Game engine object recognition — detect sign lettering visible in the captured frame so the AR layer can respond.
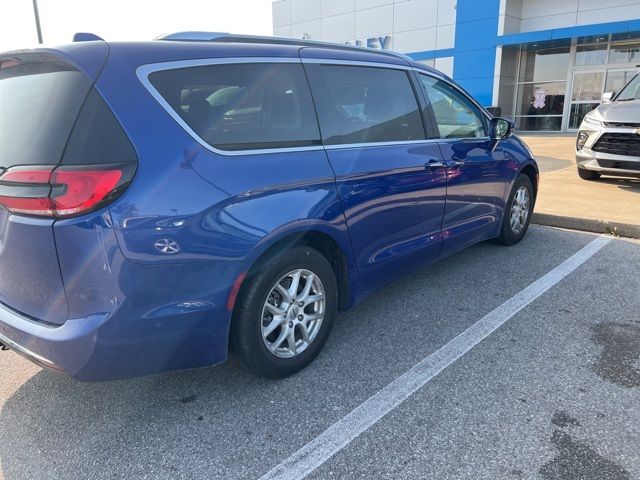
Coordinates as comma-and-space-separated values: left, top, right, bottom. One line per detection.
346, 35, 391, 50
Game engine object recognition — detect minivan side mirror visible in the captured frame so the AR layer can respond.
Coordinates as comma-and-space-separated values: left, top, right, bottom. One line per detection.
490, 117, 513, 140
601, 91, 615, 104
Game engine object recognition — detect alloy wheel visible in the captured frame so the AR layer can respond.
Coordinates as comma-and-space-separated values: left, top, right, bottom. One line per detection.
261, 269, 326, 358
510, 185, 530, 235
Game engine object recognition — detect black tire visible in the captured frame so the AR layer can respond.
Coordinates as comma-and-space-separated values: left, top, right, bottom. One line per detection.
230, 246, 338, 378
496, 173, 534, 246
577, 167, 601, 181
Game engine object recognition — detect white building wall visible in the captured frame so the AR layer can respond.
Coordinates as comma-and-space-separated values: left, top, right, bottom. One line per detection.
498, 0, 522, 35
435, 56, 454, 76
272, 0, 457, 53
272, 0, 292, 27
323, 0, 356, 17
322, 13, 356, 42
291, 0, 322, 24
505, 0, 640, 33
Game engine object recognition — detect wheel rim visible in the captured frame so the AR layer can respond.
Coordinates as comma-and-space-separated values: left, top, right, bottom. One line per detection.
261, 269, 326, 359
510, 185, 530, 235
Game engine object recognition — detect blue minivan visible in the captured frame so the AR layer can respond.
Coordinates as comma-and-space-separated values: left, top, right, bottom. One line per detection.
0, 33, 538, 380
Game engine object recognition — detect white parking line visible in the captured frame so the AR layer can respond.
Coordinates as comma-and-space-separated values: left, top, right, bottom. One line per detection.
259, 234, 613, 480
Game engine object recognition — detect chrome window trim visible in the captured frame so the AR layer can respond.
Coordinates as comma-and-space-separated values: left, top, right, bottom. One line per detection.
324, 139, 441, 150
300, 57, 412, 71
137, 57, 490, 156
137, 57, 324, 157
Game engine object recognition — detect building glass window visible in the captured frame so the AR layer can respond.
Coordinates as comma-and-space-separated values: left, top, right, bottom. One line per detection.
516, 81, 565, 116
571, 72, 605, 102
515, 43, 569, 131
569, 104, 598, 129
518, 45, 571, 83
515, 81, 565, 131
516, 116, 562, 131
513, 33, 640, 131
568, 71, 605, 129
609, 41, 640, 64
575, 44, 608, 65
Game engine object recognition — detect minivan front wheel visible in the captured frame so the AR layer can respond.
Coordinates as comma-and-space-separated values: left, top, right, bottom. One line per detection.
496, 174, 534, 245
231, 246, 338, 378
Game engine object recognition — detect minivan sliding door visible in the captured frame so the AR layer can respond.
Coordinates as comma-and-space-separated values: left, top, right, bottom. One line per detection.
302, 55, 448, 291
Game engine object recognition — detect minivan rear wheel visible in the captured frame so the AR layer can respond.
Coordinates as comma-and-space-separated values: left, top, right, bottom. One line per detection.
496, 173, 533, 246
231, 246, 338, 378
577, 167, 601, 181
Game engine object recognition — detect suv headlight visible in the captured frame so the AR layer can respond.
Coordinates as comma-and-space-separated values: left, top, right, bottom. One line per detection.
576, 131, 590, 151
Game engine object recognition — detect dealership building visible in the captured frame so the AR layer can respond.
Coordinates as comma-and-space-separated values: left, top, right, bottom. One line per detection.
272, 0, 640, 131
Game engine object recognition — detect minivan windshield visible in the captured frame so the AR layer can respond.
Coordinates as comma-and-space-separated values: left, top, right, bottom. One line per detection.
615, 74, 640, 101
0, 53, 91, 168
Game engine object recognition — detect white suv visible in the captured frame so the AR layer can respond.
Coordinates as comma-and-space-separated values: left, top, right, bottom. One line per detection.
575, 73, 640, 180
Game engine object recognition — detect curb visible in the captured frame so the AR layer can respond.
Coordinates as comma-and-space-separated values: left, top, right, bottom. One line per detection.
532, 213, 640, 239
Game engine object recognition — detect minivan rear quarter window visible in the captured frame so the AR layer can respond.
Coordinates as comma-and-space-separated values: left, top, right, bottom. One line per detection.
148, 62, 321, 151
62, 89, 138, 165
304, 64, 426, 146
0, 53, 92, 168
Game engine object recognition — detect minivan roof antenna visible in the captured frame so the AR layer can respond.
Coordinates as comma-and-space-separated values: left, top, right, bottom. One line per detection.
72, 32, 105, 42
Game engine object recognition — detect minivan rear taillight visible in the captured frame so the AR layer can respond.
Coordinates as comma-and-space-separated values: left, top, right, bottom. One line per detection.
0, 163, 133, 218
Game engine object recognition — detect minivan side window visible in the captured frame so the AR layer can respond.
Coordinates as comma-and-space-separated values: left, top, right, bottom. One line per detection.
148, 63, 321, 151
304, 64, 426, 145
419, 74, 486, 139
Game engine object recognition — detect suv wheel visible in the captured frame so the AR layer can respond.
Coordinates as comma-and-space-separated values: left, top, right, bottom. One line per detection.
496, 174, 534, 246
577, 167, 601, 181
231, 246, 338, 378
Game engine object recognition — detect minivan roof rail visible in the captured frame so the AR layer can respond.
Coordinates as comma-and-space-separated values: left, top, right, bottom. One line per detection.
155, 32, 414, 62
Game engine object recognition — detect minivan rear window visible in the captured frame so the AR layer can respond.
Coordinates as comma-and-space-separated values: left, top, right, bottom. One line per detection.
148, 63, 321, 151
0, 53, 92, 168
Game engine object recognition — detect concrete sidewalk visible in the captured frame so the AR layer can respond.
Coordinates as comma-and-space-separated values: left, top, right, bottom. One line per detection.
519, 135, 640, 238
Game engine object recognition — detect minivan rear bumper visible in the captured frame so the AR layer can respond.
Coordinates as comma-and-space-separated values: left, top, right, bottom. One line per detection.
0, 302, 107, 376
0, 294, 230, 381
0, 330, 60, 370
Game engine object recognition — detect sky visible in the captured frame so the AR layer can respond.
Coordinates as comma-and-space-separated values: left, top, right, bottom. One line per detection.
0, 0, 274, 52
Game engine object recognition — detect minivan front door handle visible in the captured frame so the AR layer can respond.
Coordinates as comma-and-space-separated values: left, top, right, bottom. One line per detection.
424, 159, 446, 169
446, 159, 465, 167
425, 159, 465, 169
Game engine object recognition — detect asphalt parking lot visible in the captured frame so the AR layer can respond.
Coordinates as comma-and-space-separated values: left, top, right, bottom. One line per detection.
1, 225, 639, 480
521, 135, 640, 238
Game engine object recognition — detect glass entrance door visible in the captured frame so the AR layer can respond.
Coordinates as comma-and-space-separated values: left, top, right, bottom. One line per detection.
568, 71, 604, 129
568, 68, 638, 130
515, 43, 570, 131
